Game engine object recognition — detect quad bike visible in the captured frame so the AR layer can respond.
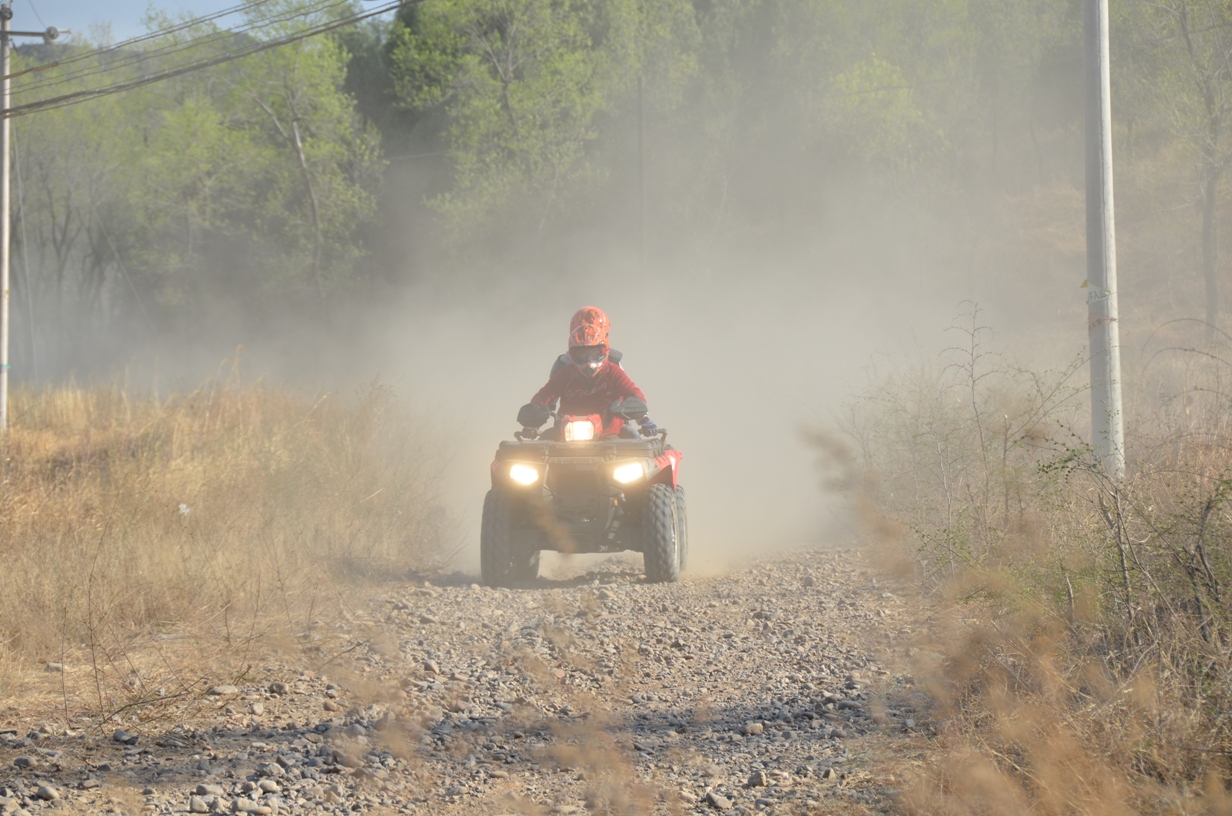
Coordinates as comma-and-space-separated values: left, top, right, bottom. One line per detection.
481, 398, 687, 587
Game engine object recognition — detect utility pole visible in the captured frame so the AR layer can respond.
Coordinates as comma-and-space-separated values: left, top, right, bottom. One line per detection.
1083, 0, 1125, 479
0, 4, 60, 431
637, 75, 646, 278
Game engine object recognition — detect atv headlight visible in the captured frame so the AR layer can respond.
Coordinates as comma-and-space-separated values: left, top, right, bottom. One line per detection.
509, 464, 540, 486
564, 420, 595, 442
612, 462, 645, 484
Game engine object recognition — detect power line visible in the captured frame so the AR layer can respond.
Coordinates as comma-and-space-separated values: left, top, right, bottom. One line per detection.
12, 0, 382, 100
22, 0, 282, 76
23, 0, 42, 29
6, 0, 411, 119
12, 0, 359, 99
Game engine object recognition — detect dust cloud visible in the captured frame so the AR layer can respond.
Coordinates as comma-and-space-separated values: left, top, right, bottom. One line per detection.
354, 198, 1078, 575
65, 179, 1087, 577
15, 11, 1102, 578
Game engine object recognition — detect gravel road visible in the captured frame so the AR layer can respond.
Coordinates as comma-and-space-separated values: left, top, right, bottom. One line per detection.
0, 548, 928, 816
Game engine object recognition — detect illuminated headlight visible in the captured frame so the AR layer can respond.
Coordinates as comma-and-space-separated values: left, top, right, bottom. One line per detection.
564, 420, 595, 442
509, 464, 540, 486
612, 462, 645, 484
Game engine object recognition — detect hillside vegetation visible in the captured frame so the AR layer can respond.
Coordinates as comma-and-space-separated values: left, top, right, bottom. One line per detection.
12, 0, 1232, 371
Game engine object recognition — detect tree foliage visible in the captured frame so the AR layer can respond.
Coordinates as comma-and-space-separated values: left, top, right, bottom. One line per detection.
389, 0, 696, 235
12, 0, 1232, 372
13, 1, 382, 369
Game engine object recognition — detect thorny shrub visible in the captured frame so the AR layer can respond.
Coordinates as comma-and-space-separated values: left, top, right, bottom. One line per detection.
0, 370, 454, 721
818, 310, 1232, 814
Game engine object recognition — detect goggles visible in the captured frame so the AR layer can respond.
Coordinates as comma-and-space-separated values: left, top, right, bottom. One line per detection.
569, 345, 608, 365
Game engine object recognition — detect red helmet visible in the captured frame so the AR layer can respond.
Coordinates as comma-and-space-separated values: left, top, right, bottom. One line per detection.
568, 306, 610, 378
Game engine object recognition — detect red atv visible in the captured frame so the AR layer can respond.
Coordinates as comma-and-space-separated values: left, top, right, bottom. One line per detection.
481, 397, 687, 586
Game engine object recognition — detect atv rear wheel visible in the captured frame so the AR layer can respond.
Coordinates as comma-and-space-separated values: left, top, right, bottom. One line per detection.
481, 490, 539, 587
674, 485, 689, 572
643, 483, 680, 583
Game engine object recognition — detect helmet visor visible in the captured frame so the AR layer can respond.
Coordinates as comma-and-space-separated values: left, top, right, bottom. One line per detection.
570, 345, 607, 375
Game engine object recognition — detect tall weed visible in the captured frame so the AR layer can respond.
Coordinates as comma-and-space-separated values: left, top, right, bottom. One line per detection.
0, 373, 453, 720
824, 310, 1232, 813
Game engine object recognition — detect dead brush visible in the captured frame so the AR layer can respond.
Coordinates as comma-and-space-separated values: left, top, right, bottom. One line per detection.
818, 315, 1232, 813
0, 372, 454, 727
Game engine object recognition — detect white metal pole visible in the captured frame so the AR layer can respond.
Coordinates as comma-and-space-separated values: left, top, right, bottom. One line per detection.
2, 4, 12, 433
1084, 0, 1124, 479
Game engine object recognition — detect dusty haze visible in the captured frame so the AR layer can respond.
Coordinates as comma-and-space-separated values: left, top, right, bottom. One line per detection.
90, 180, 1092, 575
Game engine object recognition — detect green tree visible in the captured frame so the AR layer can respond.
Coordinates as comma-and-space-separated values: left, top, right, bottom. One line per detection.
12, 0, 385, 369
389, 0, 696, 236
1131, 0, 1232, 338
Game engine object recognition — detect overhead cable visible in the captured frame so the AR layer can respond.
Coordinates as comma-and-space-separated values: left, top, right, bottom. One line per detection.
12, 0, 357, 98
6, 0, 412, 119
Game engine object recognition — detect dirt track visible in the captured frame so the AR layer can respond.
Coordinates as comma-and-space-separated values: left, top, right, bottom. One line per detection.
0, 548, 930, 815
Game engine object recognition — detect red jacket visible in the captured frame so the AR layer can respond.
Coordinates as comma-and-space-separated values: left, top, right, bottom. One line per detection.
531, 362, 646, 420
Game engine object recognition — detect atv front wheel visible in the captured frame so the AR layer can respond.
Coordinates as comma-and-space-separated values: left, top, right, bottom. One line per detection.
481, 490, 539, 587
675, 485, 689, 573
643, 483, 680, 583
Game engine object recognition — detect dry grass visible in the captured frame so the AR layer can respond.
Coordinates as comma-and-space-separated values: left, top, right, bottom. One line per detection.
0, 371, 453, 723
821, 311, 1232, 814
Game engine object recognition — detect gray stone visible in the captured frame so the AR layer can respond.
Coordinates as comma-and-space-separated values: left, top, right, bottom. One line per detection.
189, 796, 209, 813
268, 682, 289, 695
112, 729, 138, 745
703, 791, 733, 811
746, 770, 768, 787
34, 786, 58, 801
11, 757, 35, 769
208, 684, 239, 697
196, 784, 225, 797
257, 780, 279, 793
257, 762, 284, 777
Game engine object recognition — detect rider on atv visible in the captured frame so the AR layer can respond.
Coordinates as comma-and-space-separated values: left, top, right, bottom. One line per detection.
520, 307, 657, 440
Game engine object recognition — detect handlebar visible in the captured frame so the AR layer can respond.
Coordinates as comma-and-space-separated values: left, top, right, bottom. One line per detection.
513, 413, 665, 442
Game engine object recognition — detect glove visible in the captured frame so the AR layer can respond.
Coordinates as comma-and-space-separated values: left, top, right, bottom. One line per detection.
517, 402, 551, 429
639, 419, 658, 437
